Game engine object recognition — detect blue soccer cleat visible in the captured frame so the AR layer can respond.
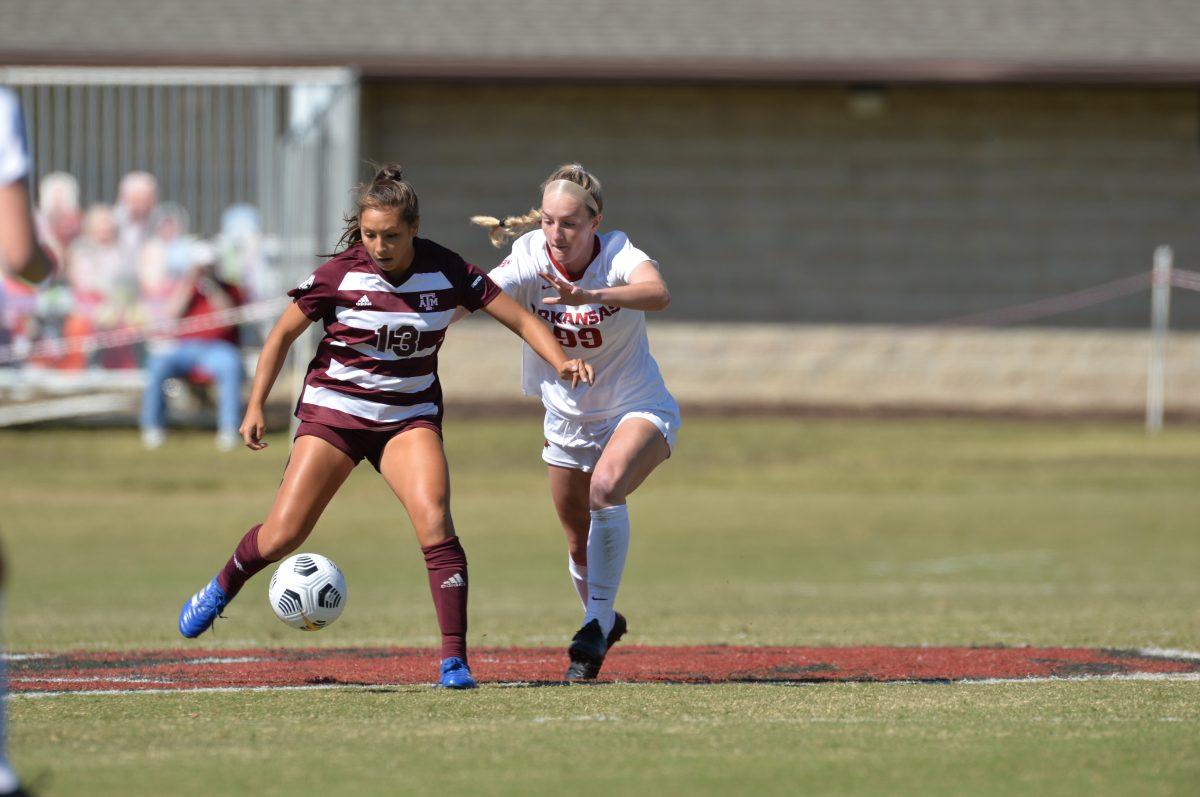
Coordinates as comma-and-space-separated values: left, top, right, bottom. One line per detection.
439, 656, 477, 689
178, 576, 230, 638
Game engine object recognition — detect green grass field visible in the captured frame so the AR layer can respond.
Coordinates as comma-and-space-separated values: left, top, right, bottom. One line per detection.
2, 417, 1198, 795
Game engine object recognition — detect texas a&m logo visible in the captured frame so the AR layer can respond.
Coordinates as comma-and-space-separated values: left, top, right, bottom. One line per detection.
374, 324, 421, 356
418, 292, 438, 311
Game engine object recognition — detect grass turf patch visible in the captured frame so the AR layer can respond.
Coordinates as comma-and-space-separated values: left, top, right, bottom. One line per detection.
12, 681, 1199, 796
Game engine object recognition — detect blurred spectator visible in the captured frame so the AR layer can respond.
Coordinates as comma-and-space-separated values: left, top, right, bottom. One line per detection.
114, 171, 159, 267
217, 203, 274, 299
36, 171, 82, 261
65, 204, 139, 368
138, 202, 194, 327
140, 240, 245, 451
4, 172, 84, 359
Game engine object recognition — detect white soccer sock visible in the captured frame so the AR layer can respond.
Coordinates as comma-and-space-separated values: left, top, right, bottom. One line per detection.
568, 557, 589, 611
583, 504, 630, 637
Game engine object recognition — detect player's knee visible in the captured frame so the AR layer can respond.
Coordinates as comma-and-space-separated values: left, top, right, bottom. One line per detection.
588, 471, 625, 509
410, 504, 454, 541
257, 522, 308, 560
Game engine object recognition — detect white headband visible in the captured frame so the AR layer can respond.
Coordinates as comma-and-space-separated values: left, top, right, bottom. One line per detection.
543, 179, 600, 215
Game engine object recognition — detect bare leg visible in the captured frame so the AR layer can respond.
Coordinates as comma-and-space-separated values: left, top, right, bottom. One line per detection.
256, 435, 358, 559
181, 434, 356, 638
589, 418, 671, 509
379, 427, 455, 546
378, 427, 470, 666
549, 465, 592, 608
581, 418, 670, 634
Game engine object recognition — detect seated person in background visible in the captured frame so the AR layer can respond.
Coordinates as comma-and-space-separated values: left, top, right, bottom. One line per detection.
137, 202, 194, 327
140, 241, 245, 451
64, 204, 139, 368
37, 171, 82, 262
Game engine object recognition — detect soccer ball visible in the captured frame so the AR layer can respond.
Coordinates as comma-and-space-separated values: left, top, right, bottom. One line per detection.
268, 553, 347, 631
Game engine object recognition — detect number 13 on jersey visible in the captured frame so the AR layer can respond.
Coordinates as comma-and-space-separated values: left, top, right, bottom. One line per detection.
375, 324, 421, 356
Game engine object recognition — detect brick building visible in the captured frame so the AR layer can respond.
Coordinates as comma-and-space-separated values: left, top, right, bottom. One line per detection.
4, 0, 1200, 327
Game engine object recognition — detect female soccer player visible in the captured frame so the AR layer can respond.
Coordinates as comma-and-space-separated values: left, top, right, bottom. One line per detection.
471, 163, 678, 679
177, 165, 593, 689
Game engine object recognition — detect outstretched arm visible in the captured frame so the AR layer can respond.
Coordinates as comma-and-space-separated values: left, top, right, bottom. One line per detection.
0, 181, 52, 283
540, 261, 669, 311
482, 292, 594, 388
239, 302, 312, 450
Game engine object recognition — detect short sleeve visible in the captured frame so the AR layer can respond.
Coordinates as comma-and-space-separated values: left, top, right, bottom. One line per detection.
287, 265, 338, 321
0, 89, 30, 186
458, 261, 502, 312
488, 253, 538, 308
609, 234, 656, 285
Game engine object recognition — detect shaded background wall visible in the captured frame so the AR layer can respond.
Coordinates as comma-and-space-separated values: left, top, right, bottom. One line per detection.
363, 82, 1200, 328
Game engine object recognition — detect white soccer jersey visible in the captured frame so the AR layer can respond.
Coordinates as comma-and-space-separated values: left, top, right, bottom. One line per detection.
489, 229, 675, 422
0, 88, 28, 186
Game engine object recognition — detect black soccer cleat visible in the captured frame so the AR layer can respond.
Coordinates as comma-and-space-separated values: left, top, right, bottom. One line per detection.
606, 612, 628, 649
565, 618, 609, 680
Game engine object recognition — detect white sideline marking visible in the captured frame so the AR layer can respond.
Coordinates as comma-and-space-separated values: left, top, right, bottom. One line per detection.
8, 670, 1200, 698
184, 657, 267, 665
9, 683, 397, 699
0, 653, 50, 661
1136, 647, 1200, 661
957, 672, 1200, 685
12, 676, 165, 684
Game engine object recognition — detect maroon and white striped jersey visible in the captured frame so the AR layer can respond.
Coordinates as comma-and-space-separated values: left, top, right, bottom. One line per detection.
287, 239, 501, 430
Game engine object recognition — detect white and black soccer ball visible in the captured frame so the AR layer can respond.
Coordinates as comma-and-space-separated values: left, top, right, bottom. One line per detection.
268, 553, 347, 631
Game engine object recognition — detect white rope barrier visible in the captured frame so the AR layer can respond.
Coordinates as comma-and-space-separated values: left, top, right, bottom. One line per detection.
2, 263, 1198, 370
0, 298, 287, 366
932, 271, 1153, 327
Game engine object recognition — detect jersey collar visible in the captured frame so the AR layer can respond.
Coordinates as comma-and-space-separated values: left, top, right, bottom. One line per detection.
545, 235, 602, 282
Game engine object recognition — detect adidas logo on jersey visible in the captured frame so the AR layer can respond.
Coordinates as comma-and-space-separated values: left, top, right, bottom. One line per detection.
440, 573, 465, 589
356, 295, 372, 307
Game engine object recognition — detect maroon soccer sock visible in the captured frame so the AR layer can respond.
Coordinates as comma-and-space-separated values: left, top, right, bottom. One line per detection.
422, 536, 469, 661
216, 524, 274, 600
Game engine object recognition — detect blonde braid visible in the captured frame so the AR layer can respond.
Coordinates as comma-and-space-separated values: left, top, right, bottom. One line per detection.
470, 209, 541, 248
470, 163, 603, 249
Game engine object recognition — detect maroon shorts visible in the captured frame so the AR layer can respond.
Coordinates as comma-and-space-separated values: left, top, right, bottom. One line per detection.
294, 419, 442, 472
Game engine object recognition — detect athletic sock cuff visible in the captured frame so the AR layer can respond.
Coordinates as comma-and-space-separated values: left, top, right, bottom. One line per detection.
590, 504, 628, 520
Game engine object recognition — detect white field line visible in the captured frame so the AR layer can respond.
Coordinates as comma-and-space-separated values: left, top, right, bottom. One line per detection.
8, 670, 1200, 698
9, 683, 434, 699
1136, 647, 1200, 661
958, 672, 1200, 685
12, 676, 166, 684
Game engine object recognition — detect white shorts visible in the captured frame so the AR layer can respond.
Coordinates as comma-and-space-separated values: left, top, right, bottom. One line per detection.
541, 404, 681, 473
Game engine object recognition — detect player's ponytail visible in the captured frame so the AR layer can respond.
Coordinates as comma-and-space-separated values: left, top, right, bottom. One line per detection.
471, 209, 541, 248
471, 162, 604, 249
329, 163, 420, 255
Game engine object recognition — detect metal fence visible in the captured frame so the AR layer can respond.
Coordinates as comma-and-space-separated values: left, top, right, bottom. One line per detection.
0, 65, 359, 273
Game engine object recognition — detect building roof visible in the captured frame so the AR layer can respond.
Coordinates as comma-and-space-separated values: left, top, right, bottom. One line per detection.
4, 0, 1200, 83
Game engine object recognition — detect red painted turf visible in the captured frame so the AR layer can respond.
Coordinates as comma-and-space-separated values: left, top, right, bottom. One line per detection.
9, 646, 1199, 692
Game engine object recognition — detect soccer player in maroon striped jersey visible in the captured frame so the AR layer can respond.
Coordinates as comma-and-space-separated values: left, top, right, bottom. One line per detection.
178, 164, 593, 689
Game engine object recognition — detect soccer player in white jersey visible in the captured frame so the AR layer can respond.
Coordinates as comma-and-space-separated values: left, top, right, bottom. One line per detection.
0, 84, 48, 797
177, 165, 593, 689
471, 163, 678, 679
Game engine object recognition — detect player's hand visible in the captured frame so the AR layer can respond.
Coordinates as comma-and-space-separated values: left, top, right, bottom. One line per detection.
239, 408, 268, 451
559, 358, 594, 389
539, 271, 594, 306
